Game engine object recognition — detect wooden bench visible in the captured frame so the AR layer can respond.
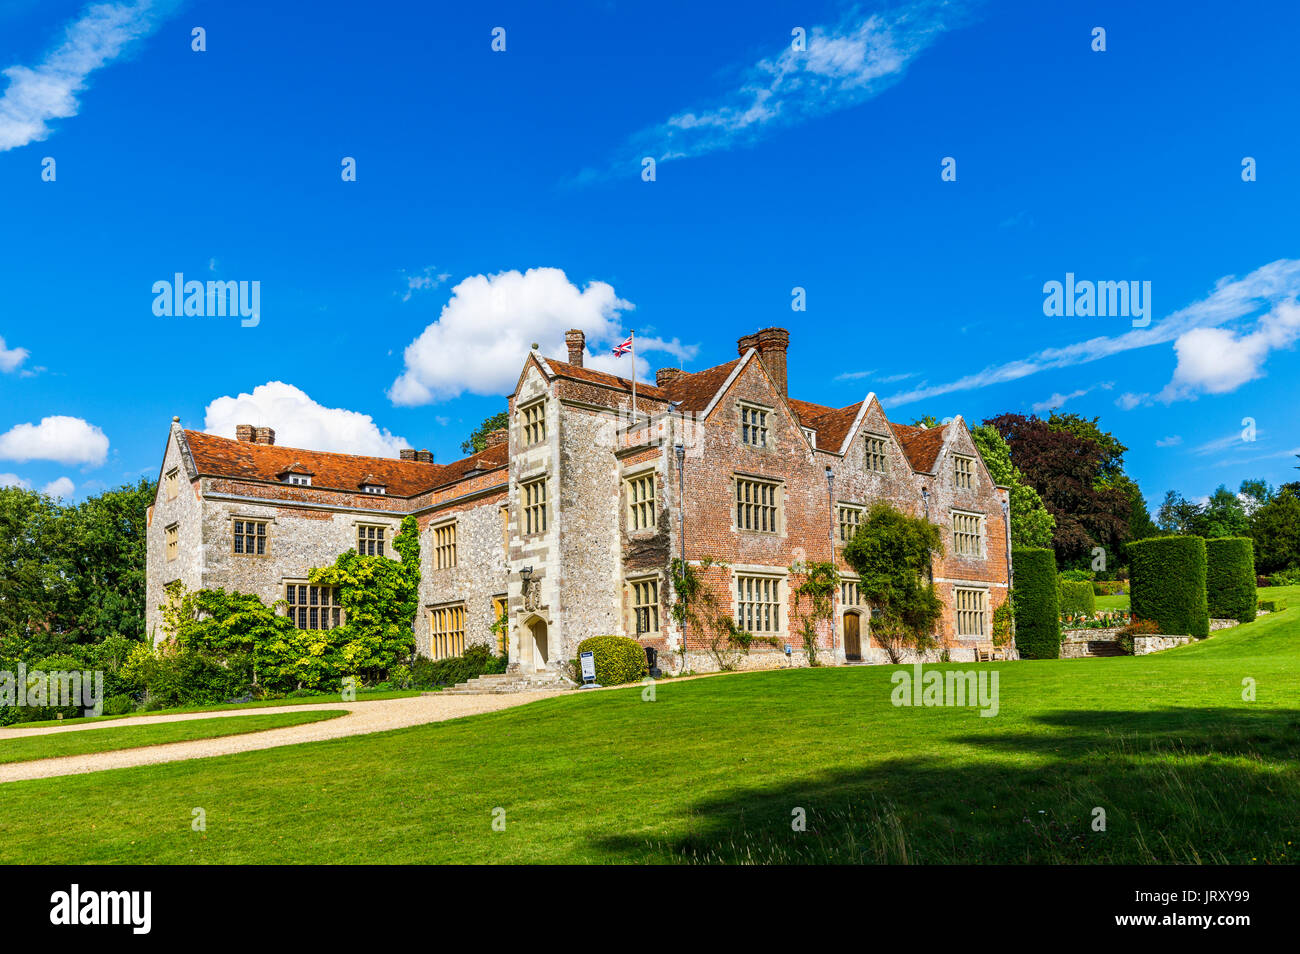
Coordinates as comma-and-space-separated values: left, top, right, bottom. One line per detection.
974, 641, 1005, 662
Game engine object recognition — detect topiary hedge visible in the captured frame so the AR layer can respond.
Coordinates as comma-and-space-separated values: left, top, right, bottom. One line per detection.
575, 635, 648, 685
1128, 536, 1209, 638
1205, 537, 1257, 623
1058, 578, 1097, 617
1012, 547, 1060, 659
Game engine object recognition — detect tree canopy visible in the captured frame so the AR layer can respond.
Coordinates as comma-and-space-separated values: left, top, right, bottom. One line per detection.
461, 410, 510, 454
969, 424, 1055, 549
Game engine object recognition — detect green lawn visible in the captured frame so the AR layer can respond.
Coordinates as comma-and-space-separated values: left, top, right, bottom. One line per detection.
0, 710, 346, 765
1095, 593, 1130, 612
6, 688, 420, 729
1, 587, 1297, 864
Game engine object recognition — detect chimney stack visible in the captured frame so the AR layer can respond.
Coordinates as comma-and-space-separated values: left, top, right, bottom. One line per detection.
235, 424, 254, 443
484, 428, 508, 449
399, 448, 417, 461
416, 449, 434, 463
656, 367, 686, 388
565, 329, 585, 367
254, 427, 276, 446
737, 327, 790, 398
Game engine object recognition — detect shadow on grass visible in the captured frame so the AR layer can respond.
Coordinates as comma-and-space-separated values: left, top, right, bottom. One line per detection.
591, 707, 1300, 865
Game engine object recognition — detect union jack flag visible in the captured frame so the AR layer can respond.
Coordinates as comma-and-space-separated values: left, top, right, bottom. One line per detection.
611, 335, 633, 356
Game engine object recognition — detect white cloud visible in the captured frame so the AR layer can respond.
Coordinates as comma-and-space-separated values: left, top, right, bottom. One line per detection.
0, 416, 109, 466
389, 267, 695, 405
1030, 381, 1114, 413
1156, 299, 1300, 402
592, 1, 969, 176
886, 258, 1300, 407
400, 266, 451, 302
0, 0, 179, 152
0, 335, 29, 373
203, 382, 411, 457
0, 473, 29, 489
1155, 435, 1183, 448
41, 476, 74, 499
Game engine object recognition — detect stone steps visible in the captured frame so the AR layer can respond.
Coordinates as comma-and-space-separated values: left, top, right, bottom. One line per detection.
442, 671, 573, 695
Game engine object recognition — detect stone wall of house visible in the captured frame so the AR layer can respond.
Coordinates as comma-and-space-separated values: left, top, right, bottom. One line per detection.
418, 494, 509, 657
145, 425, 205, 641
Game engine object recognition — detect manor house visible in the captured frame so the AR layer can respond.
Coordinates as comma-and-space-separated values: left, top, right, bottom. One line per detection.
145, 328, 1012, 673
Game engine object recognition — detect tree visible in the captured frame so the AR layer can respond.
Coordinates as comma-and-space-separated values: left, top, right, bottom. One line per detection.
841, 502, 944, 663
969, 424, 1055, 549
0, 487, 66, 658
1239, 479, 1273, 517
461, 410, 510, 453
985, 413, 1131, 569
56, 478, 154, 644
1193, 485, 1249, 539
1047, 412, 1128, 484
1114, 474, 1159, 553
910, 414, 941, 428
1156, 490, 1202, 534
1249, 485, 1300, 574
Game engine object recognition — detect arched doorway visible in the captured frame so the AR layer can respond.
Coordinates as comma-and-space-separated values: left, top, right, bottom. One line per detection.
529, 617, 549, 670
844, 612, 862, 661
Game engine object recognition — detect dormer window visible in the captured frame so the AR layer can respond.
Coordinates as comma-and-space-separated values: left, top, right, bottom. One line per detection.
362, 484, 384, 494
358, 474, 387, 495
278, 462, 314, 486
802, 427, 816, 448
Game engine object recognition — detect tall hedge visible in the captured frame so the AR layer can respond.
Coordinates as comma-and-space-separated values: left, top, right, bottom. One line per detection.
1058, 578, 1097, 617
1128, 536, 1209, 638
1013, 547, 1060, 659
1205, 537, 1256, 623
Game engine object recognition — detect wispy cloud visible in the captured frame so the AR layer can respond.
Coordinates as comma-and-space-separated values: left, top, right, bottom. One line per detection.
400, 266, 452, 303
0, 0, 179, 152
885, 258, 1300, 407
1030, 381, 1113, 413
0, 335, 29, 373
1155, 435, 1183, 448
577, 1, 974, 181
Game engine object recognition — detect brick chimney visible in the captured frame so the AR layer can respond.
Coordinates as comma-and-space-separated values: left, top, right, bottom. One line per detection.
416, 449, 434, 463
656, 367, 686, 388
484, 428, 508, 449
737, 327, 790, 398
399, 448, 417, 461
236, 424, 275, 445
565, 329, 585, 367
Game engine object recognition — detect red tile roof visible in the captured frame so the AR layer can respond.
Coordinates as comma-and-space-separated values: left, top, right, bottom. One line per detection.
806, 402, 864, 452
544, 358, 669, 402
889, 422, 949, 473
184, 431, 506, 497
662, 358, 742, 412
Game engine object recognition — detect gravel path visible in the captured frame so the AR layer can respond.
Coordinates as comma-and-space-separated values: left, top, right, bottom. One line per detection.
0, 692, 563, 784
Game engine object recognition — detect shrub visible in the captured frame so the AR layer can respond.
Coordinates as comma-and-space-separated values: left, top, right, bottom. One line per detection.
1257, 599, 1287, 613
1012, 547, 1060, 659
102, 693, 134, 716
575, 635, 647, 685
1268, 566, 1300, 586
1058, 578, 1097, 617
1115, 618, 1160, 654
1205, 537, 1257, 623
1128, 536, 1209, 639
1060, 568, 1094, 582
991, 597, 1014, 647
410, 644, 507, 689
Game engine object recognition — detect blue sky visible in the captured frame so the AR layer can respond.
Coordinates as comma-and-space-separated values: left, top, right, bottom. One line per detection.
0, 0, 1297, 508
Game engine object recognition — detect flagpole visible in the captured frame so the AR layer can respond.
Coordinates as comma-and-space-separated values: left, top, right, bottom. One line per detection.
630, 330, 637, 421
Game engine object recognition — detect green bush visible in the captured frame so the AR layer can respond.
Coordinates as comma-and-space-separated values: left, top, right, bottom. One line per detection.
410, 644, 507, 689
1128, 536, 1209, 638
1092, 580, 1128, 596
1268, 566, 1300, 586
1257, 599, 1287, 613
102, 693, 134, 716
1205, 537, 1257, 623
575, 635, 647, 685
1058, 578, 1097, 617
1012, 548, 1060, 659
1059, 568, 1094, 582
